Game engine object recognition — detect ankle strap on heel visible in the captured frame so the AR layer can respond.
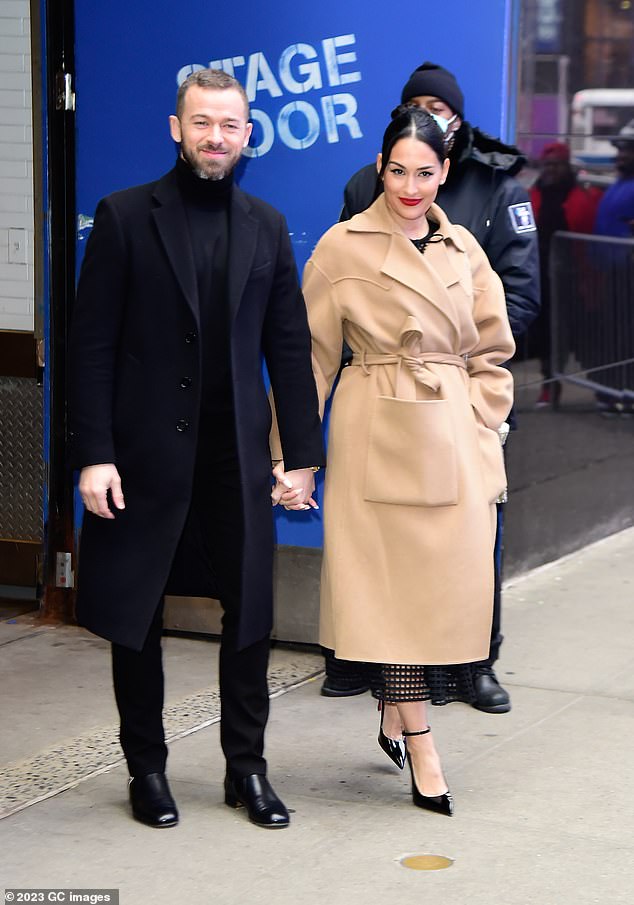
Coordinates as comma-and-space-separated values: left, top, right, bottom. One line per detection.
402, 727, 431, 737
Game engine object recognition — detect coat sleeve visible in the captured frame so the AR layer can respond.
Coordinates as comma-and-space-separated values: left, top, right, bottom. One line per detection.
68, 196, 128, 469
302, 257, 345, 419
263, 214, 325, 471
483, 177, 541, 339
462, 230, 516, 431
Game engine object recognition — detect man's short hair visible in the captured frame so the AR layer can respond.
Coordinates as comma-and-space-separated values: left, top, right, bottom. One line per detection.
176, 68, 250, 120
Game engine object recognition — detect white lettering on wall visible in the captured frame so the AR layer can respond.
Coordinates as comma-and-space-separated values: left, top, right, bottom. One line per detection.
245, 52, 283, 101
322, 34, 361, 87
321, 94, 362, 143
248, 109, 275, 158
278, 44, 323, 94
278, 101, 321, 150
176, 33, 364, 158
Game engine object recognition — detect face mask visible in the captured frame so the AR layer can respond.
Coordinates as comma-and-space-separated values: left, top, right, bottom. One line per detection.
429, 112, 458, 134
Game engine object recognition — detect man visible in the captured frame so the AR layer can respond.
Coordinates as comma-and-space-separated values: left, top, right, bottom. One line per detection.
322, 61, 540, 714
595, 119, 634, 238
592, 120, 634, 413
69, 69, 324, 830
529, 142, 601, 407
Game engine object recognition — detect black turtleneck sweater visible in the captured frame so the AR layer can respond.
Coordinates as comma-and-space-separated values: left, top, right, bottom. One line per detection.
174, 157, 233, 417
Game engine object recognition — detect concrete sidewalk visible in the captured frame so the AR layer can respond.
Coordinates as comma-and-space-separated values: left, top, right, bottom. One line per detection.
1, 528, 633, 905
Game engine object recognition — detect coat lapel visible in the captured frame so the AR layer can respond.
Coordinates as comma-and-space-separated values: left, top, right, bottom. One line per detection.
228, 187, 259, 321
362, 199, 464, 340
152, 170, 199, 326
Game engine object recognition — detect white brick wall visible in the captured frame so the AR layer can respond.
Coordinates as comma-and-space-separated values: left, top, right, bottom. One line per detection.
0, 0, 34, 332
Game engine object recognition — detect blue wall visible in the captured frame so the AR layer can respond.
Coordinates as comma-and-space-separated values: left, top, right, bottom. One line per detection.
73, 0, 519, 547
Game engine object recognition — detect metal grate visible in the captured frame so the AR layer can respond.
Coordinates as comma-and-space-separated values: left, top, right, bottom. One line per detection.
550, 231, 634, 406
0, 377, 44, 541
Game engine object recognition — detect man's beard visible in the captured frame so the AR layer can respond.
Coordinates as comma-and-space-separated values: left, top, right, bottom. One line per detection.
181, 142, 239, 181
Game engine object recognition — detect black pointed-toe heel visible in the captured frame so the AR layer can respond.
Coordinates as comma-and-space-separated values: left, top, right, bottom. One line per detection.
403, 728, 454, 817
377, 702, 406, 770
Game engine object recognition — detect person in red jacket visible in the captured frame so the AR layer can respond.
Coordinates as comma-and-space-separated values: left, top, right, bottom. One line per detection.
529, 142, 602, 406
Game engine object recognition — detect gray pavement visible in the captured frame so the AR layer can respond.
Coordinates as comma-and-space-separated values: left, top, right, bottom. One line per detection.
1, 527, 634, 905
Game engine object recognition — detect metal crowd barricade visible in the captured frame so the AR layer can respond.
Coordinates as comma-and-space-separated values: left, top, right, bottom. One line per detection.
550, 231, 634, 407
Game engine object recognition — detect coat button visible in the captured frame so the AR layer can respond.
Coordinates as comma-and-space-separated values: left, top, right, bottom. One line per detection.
179, 377, 193, 389
185, 331, 197, 344
176, 419, 189, 432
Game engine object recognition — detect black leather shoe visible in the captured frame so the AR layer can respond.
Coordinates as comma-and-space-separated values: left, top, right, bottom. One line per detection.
129, 772, 179, 828
472, 667, 511, 713
224, 774, 290, 828
320, 678, 370, 697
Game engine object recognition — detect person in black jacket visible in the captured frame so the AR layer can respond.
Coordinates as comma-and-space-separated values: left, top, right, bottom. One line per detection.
70, 69, 324, 830
321, 61, 540, 715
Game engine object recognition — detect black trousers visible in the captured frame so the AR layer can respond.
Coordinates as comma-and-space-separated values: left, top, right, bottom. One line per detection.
474, 501, 504, 669
111, 415, 271, 779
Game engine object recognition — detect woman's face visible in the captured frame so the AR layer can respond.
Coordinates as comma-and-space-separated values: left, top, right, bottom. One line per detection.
377, 136, 450, 236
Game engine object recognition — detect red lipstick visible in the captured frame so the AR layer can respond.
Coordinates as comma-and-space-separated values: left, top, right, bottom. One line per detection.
399, 197, 422, 206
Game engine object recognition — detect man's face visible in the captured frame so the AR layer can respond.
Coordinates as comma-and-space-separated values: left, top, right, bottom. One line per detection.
169, 86, 252, 180
614, 142, 634, 178
540, 156, 571, 186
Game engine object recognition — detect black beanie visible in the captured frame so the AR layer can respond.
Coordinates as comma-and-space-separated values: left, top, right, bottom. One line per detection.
400, 61, 464, 119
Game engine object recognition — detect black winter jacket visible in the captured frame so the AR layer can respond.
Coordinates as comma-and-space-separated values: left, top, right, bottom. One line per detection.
341, 123, 540, 339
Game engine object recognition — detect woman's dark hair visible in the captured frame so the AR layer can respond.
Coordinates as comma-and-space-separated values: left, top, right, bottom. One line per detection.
378, 107, 446, 178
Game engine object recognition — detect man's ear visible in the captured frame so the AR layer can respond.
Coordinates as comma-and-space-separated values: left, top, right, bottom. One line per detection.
169, 115, 182, 143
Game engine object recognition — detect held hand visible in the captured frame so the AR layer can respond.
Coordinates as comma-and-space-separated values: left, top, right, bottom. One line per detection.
79, 464, 125, 519
271, 462, 318, 511
271, 461, 292, 506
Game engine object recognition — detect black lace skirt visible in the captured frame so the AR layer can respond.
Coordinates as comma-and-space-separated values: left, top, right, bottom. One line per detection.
325, 649, 476, 705
368, 662, 476, 705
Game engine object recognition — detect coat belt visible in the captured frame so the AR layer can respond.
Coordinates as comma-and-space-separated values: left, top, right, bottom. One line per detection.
351, 350, 468, 396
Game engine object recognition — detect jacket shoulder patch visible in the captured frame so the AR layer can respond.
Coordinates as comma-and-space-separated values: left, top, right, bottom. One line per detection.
508, 202, 536, 234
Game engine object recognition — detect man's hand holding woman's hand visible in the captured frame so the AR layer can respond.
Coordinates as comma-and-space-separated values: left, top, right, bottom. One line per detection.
271, 462, 319, 511
79, 464, 125, 519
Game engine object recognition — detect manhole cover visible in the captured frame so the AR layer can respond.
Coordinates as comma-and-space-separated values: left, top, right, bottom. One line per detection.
400, 854, 454, 871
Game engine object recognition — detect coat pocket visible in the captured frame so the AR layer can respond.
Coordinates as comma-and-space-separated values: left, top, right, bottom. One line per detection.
475, 421, 507, 504
364, 396, 458, 507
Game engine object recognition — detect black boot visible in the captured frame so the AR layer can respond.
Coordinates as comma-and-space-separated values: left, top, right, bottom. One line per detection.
129, 772, 179, 828
320, 648, 370, 697
472, 666, 511, 713
224, 774, 290, 828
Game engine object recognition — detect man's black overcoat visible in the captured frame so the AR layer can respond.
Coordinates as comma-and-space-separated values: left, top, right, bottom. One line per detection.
69, 167, 324, 652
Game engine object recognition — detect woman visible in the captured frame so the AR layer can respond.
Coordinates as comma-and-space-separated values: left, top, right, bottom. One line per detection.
273, 108, 514, 815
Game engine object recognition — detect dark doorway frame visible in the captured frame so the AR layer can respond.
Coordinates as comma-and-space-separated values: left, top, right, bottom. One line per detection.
36, 0, 77, 621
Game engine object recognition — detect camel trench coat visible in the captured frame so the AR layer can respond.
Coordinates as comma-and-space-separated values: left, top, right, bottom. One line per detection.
303, 197, 515, 665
